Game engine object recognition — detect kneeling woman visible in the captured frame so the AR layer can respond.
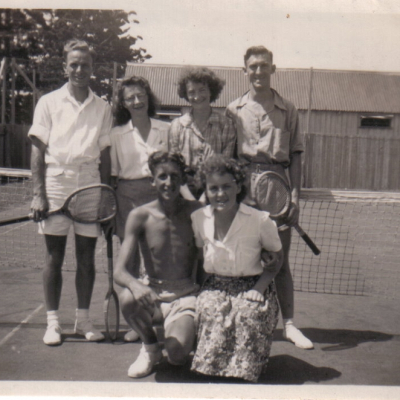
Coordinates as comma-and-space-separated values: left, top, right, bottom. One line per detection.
191, 156, 283, 382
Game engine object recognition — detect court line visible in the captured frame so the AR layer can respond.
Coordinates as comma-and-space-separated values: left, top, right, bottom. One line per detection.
0, 304, 44, 347
0, 221, 31, 236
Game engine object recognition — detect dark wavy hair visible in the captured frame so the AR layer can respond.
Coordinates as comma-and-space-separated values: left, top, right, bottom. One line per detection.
244, 46, 273, 66
113, 76, 159, 126
177, 66, 225, 103
63, 39, 96, 62
148, 151, 188, 183
197, 155, 247, 203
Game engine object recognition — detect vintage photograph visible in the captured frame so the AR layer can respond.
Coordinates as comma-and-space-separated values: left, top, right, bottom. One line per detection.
0, 1, 399, 399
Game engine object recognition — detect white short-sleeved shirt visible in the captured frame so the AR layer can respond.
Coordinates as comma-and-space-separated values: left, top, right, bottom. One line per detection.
110, 118, 170, 179
191, 203, 282, 277
28, 83, 112, 166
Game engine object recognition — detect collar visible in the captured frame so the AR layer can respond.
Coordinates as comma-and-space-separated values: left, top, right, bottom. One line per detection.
118, 118, 166, 135
179, 109, 220, 128
236, 88, 287, 111
203, 203, 252, 218
60, 83, 94, 106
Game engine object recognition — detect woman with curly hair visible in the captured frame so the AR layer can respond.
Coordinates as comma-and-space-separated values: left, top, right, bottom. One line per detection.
190, 155, 283, 382
110, 76, 170, 342
169, 67, 236, 199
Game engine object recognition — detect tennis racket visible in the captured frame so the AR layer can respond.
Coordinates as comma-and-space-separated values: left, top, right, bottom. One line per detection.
0, 184, 117, 226
254, 171, 321, 255
103, 231, 120, 342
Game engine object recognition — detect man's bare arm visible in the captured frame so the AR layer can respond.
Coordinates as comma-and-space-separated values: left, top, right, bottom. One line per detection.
113, 209, 158, 310
30, 136, 48, 221
244, 248, 283, 302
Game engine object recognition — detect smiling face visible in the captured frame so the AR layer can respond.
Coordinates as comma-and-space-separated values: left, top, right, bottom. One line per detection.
152, 161, 184, 202
245, 53, 276, 92
185, 81, 211, 109
122, 84, 149, 116
64, 50, 93, 89
206, 172, 241, 214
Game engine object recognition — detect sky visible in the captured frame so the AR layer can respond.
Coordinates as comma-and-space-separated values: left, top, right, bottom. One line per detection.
6, 0, 400, 72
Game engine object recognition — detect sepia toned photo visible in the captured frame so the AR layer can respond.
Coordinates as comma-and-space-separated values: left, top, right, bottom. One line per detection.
0, 1, 399, 399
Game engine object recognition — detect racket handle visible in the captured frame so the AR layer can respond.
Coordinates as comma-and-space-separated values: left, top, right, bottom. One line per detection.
0, 214, 31, 226
294, 224, 321, 256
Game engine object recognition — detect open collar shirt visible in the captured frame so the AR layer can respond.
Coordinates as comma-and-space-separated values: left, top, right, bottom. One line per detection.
168, 109, 236, 169
191, 203, 282, 277
226, 89, 304, 168
28, 83, 112, 166
110, 118, 170, 179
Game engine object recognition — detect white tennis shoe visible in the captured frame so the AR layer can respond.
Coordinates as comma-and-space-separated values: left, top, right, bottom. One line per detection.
124, 329, 140, 342
283, 325, 314, 349
74, 319, 104, 342
128, 344, 162, 378
43, 323, 62, 346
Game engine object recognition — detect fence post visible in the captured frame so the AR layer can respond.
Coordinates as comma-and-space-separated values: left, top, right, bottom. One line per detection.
32, 69, 36, 117
112, 62, 117, 102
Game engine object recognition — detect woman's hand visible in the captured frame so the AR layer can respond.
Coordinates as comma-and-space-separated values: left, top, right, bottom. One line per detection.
243, 289, 264, 303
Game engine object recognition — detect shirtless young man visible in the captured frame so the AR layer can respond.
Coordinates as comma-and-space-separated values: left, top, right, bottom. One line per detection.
113, 151, 201, 378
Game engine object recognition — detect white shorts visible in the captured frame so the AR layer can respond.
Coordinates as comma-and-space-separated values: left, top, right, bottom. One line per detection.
38, 163, 101, 237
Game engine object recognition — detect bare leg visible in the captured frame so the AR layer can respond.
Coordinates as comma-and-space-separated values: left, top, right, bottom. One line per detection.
120, 288, 157, 344
120, 289, 162, 378
43, 234, 67, 311
275, 228, 293, 319
275, 228, 313, 349
75, 234, 97, 309
164, 315, 196, 365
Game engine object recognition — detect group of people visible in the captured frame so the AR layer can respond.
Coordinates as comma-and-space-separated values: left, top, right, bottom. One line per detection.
29, 38, 313, 383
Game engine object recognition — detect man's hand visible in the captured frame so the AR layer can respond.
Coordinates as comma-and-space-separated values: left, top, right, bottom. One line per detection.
285, 201, 300, 226
30, 194, 49, 222
132, 282, 158, 312
243, 289, 264, 303
102, 218, 116, 239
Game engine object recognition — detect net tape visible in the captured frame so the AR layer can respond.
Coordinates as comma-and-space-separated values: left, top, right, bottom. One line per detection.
1, 169, 400, 299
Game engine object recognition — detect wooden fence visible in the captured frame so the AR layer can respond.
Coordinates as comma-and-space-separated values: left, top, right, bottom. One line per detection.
1, 127, 400, 191
303, 133, 400, 191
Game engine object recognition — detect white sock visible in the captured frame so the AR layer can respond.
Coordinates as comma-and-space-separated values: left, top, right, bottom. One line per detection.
283, 318, 294, 329
144, 342, 160, 353
47, 310, 59, 327
76, 309, 89, 322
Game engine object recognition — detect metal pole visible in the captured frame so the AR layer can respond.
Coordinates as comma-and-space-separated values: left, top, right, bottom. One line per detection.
306, 67, 313, 134
1, 58, 6, 125
11, 57, 15, 125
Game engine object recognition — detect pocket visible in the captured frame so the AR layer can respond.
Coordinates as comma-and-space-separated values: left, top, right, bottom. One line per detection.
271, 128, 290, 160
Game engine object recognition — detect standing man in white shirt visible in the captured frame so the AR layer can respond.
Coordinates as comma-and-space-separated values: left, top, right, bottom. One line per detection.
29, 39, 113, 346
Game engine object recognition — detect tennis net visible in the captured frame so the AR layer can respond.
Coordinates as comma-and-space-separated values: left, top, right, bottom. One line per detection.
1, 168, 399, 299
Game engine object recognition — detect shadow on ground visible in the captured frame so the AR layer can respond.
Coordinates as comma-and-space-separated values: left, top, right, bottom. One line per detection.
154, 355, 341, 384
274, 328, 394, 351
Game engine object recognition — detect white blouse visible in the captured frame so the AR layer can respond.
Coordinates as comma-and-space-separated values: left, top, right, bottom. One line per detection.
110, 118, 170, 180
191, 203, 282, 277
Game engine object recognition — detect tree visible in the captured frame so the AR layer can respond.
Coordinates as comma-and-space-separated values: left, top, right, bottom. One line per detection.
0, 9, 151, 124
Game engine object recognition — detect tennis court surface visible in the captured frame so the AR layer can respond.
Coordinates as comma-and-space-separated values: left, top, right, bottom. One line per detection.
0, 169, 400, 398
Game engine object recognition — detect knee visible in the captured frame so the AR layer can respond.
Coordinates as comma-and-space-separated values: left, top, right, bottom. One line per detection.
119, 289, 141, 316
164, 337, 189, 366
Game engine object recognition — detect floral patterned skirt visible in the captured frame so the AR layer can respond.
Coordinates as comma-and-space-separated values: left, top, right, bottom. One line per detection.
191, 274, 279, 382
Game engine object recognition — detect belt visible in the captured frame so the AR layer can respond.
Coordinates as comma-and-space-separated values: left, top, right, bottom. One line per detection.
247, 162, 285, 174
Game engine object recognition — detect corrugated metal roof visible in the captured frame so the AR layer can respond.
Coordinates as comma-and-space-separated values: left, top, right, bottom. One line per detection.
125, 63, 400, 113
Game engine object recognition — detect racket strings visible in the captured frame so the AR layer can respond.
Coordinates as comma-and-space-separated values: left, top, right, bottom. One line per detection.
256, 175, 291, 217
67, 187, 117, 223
